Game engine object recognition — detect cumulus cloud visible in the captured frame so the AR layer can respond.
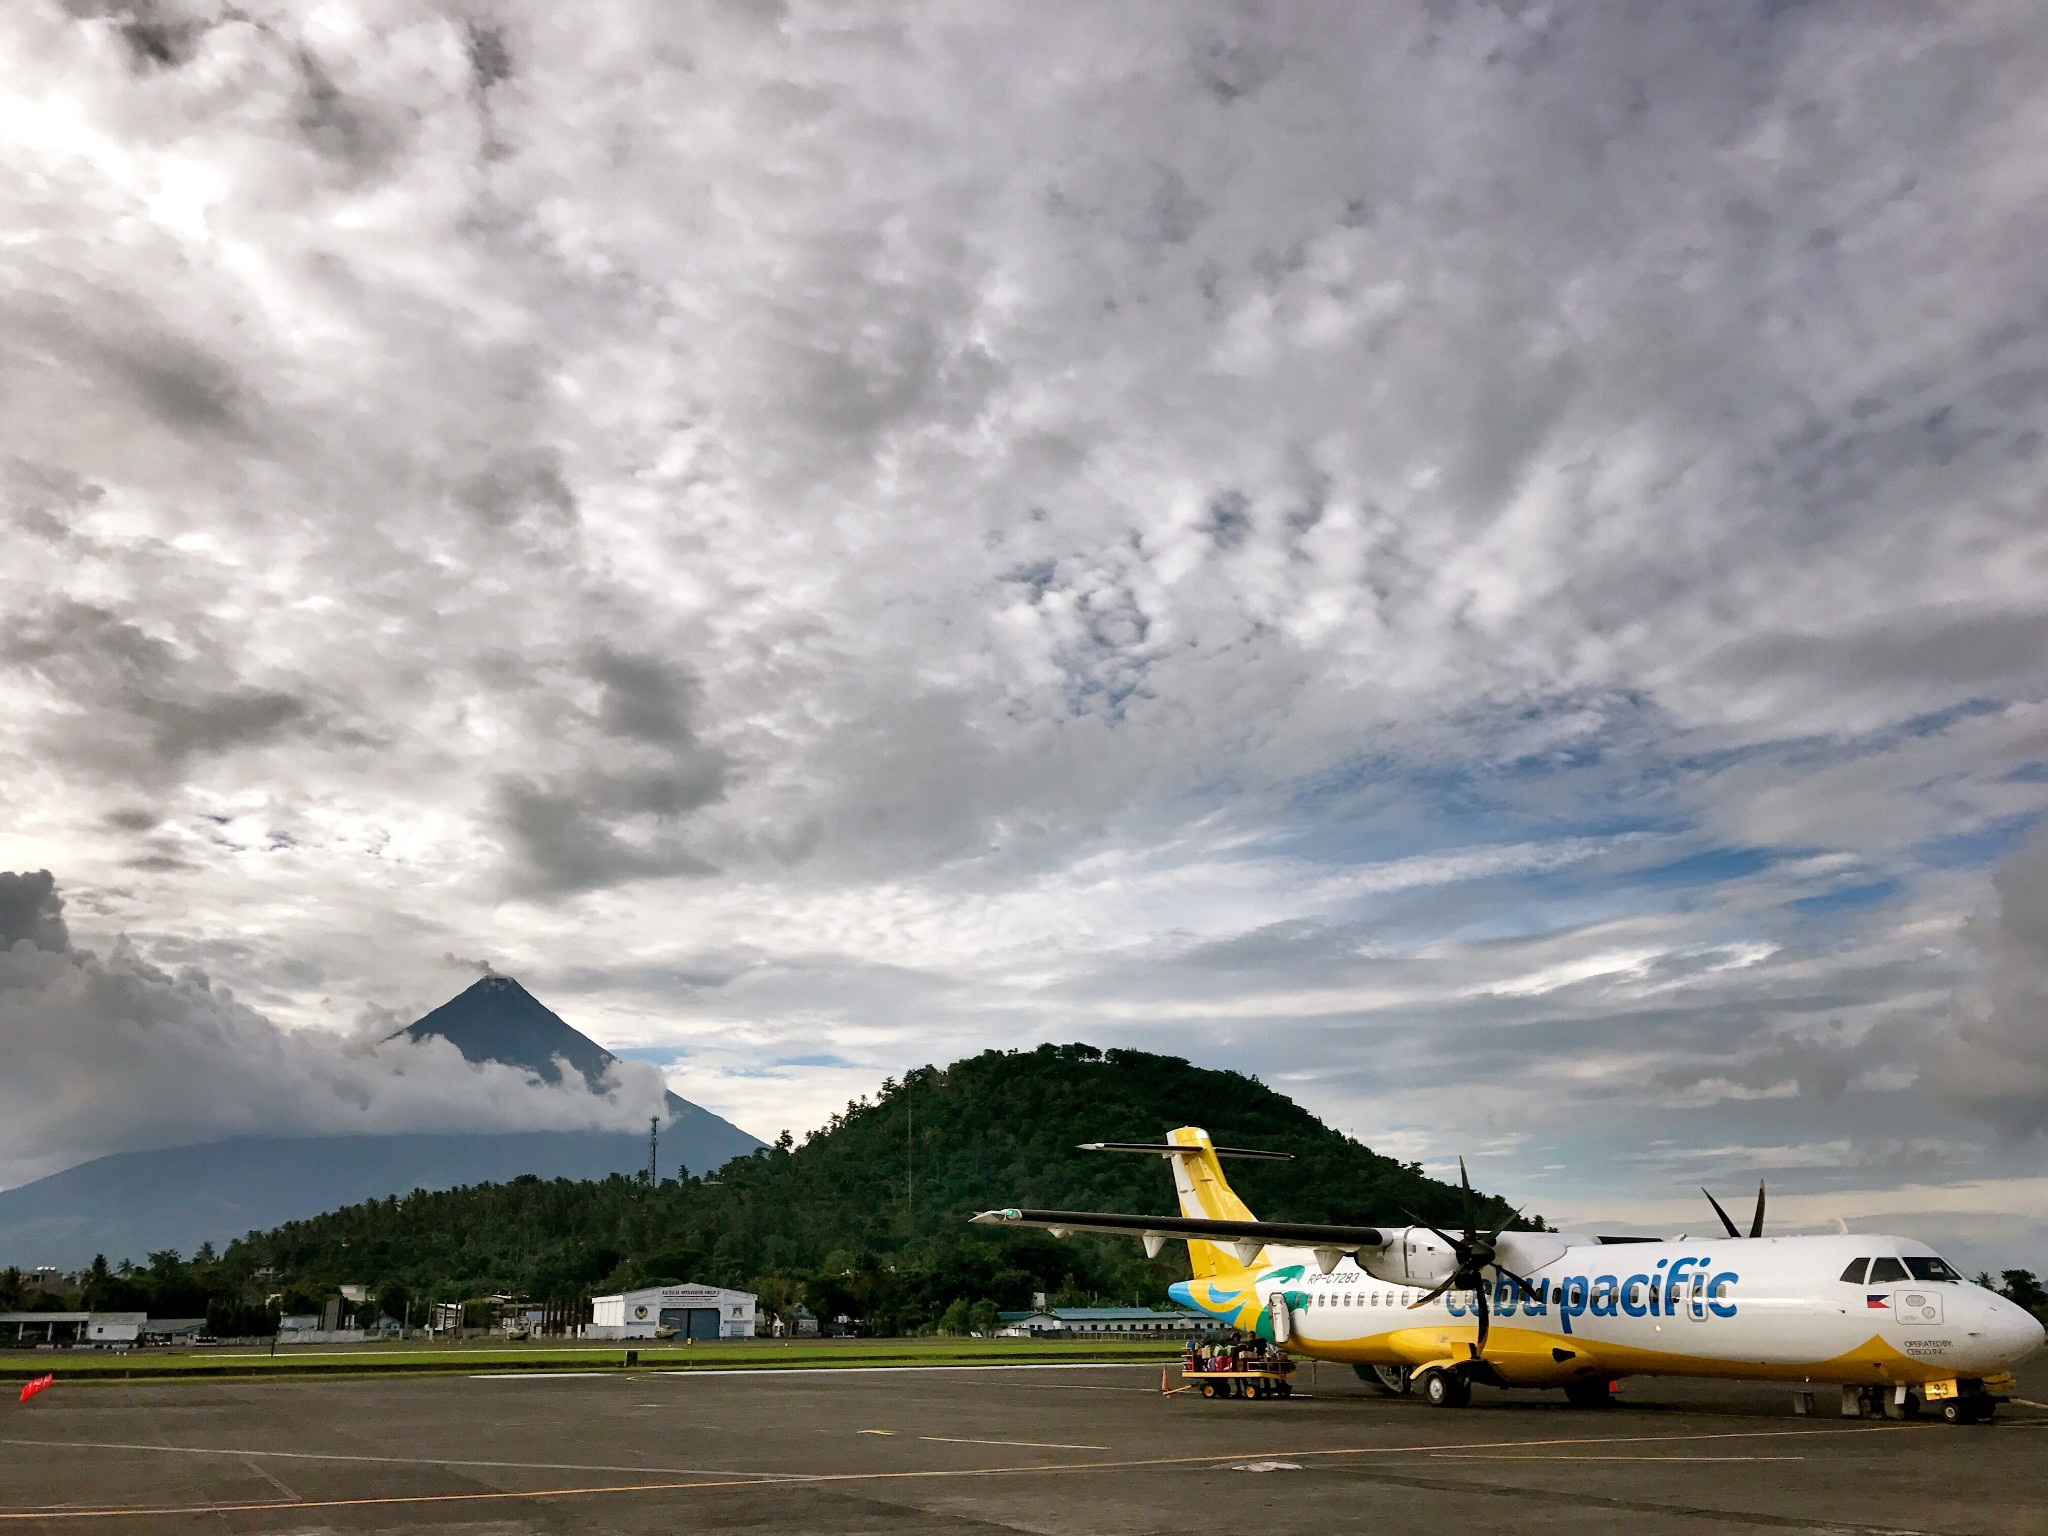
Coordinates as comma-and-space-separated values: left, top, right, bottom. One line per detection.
0, 870, 70, 953
1929, 829, 2048, 1133
0, 873, 670, 1185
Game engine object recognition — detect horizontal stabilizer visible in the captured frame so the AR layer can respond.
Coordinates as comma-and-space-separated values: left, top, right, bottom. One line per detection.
1077, 1141, 1294, 1160
972, 1206, 1383, 1251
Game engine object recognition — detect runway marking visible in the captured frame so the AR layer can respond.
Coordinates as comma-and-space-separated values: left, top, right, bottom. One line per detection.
471, 1371, 614, 1379
650, 1363, 1159, 1378
118, 1357, 1163, 1376
1429, 1454, 1806, 1463
0, 1422, 1920, 1523
237, 1457, 298, 1501
920, 1436, 1109, 1450
0, 1437, 807, 1483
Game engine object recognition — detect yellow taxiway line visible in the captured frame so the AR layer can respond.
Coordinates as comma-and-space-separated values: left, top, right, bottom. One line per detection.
0, 1422, 1932, 1523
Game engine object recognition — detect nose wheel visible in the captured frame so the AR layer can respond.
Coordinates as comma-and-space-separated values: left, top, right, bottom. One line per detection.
1939, 1397, 1996, 1425
1421, 1370, 1472, 1408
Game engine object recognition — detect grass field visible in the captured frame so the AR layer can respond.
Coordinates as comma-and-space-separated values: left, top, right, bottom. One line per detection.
8, 1334, 1187, 1383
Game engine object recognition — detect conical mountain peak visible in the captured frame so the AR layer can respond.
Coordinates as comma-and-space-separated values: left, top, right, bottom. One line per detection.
396, 974, 617, 1090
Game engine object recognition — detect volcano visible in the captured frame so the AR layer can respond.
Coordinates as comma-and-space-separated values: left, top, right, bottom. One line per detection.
0, 978, 762, 1268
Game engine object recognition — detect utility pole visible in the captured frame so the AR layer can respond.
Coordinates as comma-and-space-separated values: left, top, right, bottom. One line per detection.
647, 1116, 660, 1187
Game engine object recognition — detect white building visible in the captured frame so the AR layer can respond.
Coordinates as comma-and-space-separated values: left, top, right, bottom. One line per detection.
0, 1311, 144, 1347
85, 1312, 145, 1345
590, 1283, 756, 1340
996, 1305, 1216, 1338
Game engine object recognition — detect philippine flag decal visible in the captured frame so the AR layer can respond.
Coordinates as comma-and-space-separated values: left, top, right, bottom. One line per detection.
1866, 1294, 1890, 1310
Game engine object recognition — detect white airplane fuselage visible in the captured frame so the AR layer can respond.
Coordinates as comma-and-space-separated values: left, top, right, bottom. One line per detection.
1172, 1229, 2044, 1389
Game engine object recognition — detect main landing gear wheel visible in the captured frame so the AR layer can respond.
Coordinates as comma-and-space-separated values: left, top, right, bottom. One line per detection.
1564, 1380, 1613, 1409
1422, 1371, 1471, 1408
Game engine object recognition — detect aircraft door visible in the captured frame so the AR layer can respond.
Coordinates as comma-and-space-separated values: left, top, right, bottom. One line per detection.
1267, 1292, 1292, 1343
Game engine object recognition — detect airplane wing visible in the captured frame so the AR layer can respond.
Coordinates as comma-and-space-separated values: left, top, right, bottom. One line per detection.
972, 1206, 1385, 1266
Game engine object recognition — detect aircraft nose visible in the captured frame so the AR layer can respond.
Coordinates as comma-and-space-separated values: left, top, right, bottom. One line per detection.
1989, 1295, 2046, 1364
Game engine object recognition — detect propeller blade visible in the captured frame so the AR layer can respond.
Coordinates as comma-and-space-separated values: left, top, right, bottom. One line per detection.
1471, 1276, 1490, 1355
1409, 1274, 1457, 1308
1702, 1187, 1742, 1239
1484, 1204, 1525, 1250
1749, 1180, 1766, 1240
1494, 1264, 1540, 1300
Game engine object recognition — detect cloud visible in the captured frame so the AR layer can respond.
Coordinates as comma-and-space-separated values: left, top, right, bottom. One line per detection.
0, 869, 70, 952
1928, 829, 2048, 1133
0, 3, 2046, 1258
0, 873, 670, 1186
2, 599, 315, 779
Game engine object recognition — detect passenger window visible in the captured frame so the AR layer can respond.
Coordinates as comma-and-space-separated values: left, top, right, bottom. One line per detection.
1838, 1259, 1868, 1285
1868, 1258, 1908, 1284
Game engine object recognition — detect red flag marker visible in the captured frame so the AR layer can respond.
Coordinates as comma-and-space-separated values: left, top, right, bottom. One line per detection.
18, 1374, 53, 1403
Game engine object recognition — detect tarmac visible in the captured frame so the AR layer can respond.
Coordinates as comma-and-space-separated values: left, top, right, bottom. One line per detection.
1, 1358, 2043, 1534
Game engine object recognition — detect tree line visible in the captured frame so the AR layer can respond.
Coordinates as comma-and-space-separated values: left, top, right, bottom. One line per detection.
11, 1044, 1519, 1335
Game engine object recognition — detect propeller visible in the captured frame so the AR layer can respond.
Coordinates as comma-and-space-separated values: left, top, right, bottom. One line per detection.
1701, 1180, 1766, 1239
1405, 1157, 1537, 1356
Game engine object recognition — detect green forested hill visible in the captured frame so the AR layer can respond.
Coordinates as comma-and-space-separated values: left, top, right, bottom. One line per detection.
83, 1044, 1530, 1334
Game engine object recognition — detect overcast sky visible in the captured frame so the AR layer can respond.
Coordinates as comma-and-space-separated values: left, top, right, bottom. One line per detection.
4, 2, 2047, 1269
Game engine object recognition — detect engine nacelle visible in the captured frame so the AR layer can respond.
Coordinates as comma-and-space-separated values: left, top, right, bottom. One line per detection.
1354, 1227, 1461, 1288
1353, 1227, 1574, 1287
1494, 1230, 1572, 1274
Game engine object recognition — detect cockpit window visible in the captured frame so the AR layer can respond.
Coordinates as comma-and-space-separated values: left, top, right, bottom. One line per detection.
1904, 1257, 1960, 1283
1839, 1259, 1869, 1285
1868, 1257, 1908, 1284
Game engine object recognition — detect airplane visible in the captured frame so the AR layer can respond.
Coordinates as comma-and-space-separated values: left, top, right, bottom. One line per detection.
972, 1126, 2045, 1424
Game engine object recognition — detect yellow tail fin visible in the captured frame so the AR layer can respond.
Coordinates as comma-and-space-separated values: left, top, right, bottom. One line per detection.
1165, 1126, 1261, 1277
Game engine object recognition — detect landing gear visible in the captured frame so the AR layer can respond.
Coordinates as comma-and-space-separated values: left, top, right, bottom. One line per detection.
1421, 1370, 1472, 1408
1563, 1379, 1614, 1409
1880, 1388, 1921, 1421
1939, 1396, 1997, 1425
1356, 1363, 1412, 1397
